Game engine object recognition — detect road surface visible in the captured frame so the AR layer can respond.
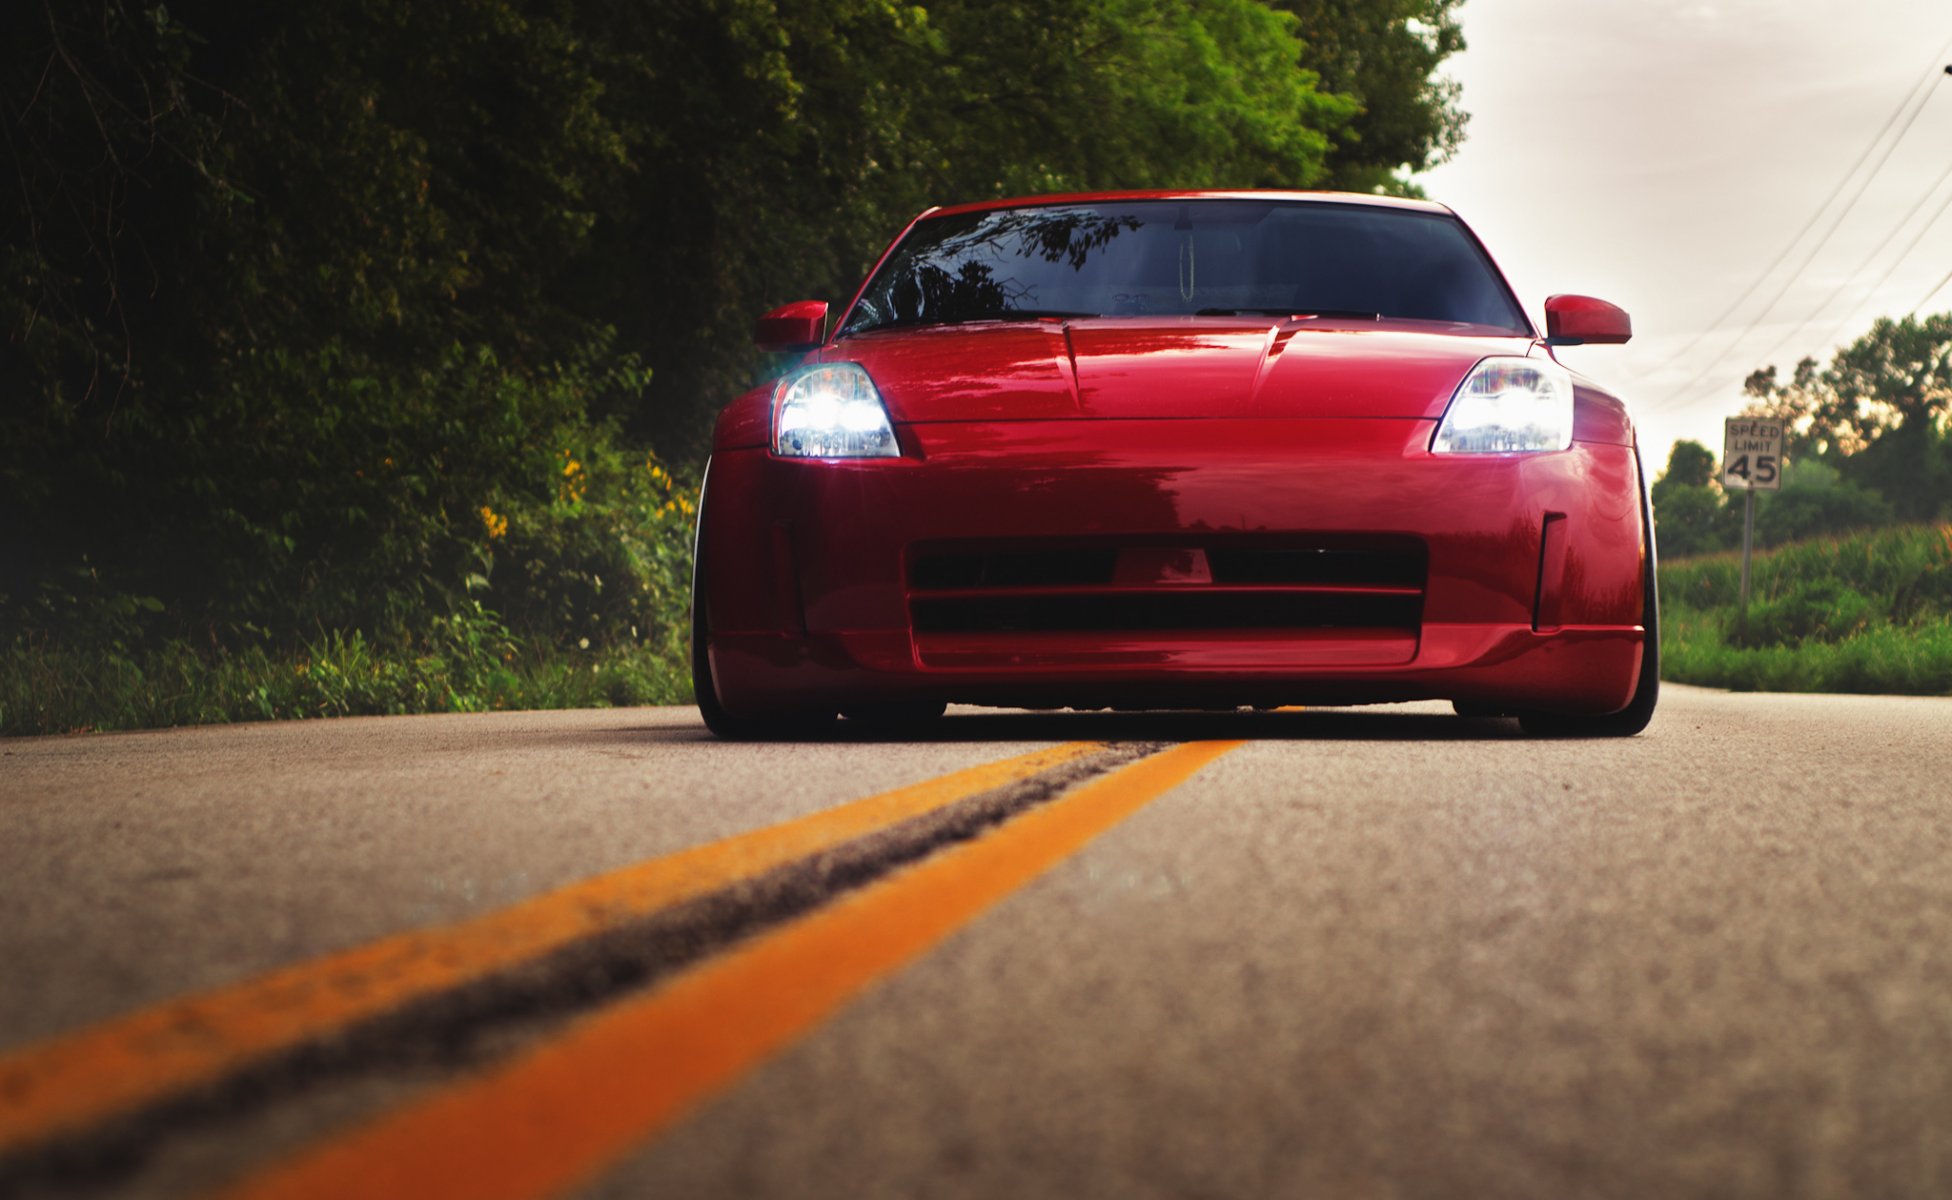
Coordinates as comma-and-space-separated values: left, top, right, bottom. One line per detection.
2, 684, 1949, 1198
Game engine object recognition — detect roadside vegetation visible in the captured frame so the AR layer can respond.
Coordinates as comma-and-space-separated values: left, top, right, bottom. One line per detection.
3, 1, 1470, 735
1651, 312, 1952, 559
1648, 309, 1952, 695
1660, 524, 1952, 695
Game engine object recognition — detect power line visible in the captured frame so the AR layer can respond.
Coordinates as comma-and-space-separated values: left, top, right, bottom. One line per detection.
1807, 179, 1952, 345
1644, 31, 1952, 381
1646, 55, 1952, 412
1752, 156, 1952, 367
1914, 262, 1952, 316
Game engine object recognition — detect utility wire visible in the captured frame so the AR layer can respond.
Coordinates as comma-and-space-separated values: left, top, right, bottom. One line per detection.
1806, 181, 1952, 346
1751, 156, 1952, 367
1644, 31, 1952, 382
1913, 262, 1952, 316
1646, 53, 1952, 413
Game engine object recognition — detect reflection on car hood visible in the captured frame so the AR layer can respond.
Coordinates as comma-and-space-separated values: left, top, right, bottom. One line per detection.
826, 319, 1537, 423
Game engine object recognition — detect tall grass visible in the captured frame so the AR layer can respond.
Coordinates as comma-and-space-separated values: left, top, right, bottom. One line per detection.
0, 605, 690, 737
1660, 524, 1952, 695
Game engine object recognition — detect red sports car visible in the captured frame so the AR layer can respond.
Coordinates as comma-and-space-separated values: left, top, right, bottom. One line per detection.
691, 191, 1657, 738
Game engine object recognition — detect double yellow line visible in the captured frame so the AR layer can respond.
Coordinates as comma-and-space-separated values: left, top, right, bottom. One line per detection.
0, 738, 1243, 1198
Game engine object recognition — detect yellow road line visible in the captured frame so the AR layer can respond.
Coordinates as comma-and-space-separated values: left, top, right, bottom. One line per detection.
218, 740, 1244, 1200
0, 742, 1104, 1153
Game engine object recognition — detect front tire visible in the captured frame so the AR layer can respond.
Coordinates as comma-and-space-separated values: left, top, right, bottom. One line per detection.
690, 581, 834, 741
840, 701, 949, 730
1518, 460, 1660, 738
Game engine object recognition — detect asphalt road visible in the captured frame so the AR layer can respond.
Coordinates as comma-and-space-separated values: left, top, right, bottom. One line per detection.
2, 683, 1950, 1199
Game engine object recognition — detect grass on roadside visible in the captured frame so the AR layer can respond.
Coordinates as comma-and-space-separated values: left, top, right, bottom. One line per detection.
0, 605, 691, 737
1659, 523, 1952, 695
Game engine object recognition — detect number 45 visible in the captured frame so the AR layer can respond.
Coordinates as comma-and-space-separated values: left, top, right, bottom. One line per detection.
1727, 454, 1778, 485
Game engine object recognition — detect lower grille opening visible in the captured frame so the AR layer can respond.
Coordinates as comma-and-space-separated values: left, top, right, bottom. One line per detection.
908, 548, 1117, 590
906, 536, 1427, 651
910, 590, 1422, 634
1208, 547, 1424, 587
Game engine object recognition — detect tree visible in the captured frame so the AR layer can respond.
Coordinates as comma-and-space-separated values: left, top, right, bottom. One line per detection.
1742, 313, 1952, 523
1742, 356, 1844, 457
2, 0, 1475, 655
1754, 460, 1893, 546
1274, 0, 1468, 192
1653, 439, 1716, 496
597, 0, 1370, 454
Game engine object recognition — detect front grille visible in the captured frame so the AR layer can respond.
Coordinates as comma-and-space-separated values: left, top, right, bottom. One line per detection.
906, 535, 1426, 640
908, 547, 1118, 591
911, 590, 1420, 633
1207, 546, 1424, 588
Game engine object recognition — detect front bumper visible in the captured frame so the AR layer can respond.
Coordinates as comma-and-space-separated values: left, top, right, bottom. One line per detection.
699, 418, 1647, 715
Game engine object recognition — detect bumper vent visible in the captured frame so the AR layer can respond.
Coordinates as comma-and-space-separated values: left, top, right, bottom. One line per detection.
906, 536, 1426, 638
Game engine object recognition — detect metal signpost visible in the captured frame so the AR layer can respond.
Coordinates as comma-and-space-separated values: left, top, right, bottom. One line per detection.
1722, 417, 1785, 609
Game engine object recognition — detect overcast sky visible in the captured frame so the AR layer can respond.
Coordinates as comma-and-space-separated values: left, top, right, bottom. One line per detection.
1418, 0, 1952, 465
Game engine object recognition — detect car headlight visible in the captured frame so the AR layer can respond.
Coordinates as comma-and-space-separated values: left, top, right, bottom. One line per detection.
773, 363, 900, 458
1431, 358, 1575, 454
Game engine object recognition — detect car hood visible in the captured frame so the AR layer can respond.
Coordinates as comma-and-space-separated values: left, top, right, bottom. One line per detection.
825, 319, 1538, 423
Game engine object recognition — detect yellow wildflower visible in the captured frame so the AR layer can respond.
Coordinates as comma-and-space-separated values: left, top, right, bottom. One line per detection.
479, 505, 508, 540
557, 450, 588, 503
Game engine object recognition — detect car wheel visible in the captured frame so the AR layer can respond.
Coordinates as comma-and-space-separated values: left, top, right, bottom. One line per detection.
690, 581, 834, 741
840, 700, 949, 729
1519, 467, 1660, 738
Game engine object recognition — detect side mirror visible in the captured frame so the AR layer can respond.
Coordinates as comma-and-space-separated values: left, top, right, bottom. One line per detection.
755, 300, 829, 353
1544, 294, 1631, 346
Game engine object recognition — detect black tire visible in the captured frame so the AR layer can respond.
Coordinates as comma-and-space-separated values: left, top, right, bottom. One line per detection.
690, 577, 833, 741
1519, 459, 1660, 738
840, 700, 949, 729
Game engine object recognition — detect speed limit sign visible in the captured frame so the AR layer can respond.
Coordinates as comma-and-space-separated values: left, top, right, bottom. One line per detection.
1723, 418, 1784, 491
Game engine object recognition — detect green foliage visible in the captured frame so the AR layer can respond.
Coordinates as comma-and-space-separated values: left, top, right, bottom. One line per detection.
1651, 448, 1895, 558
1724, 581, 1877, 649
0, 610, 689, 736
1651, 483, 1736, 559
2, 1, 1470, 735
1276, 0, 1467, 192
1752, 460, 1894, 547
1659, 524, 1952, 695
1653, 439, 1716, 495
1665, 618, 1952, 696
484, 432, 695, 655
1743, 312, 1952, 522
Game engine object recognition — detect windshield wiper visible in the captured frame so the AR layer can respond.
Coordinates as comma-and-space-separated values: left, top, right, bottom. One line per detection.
1195, 307, 1381, 320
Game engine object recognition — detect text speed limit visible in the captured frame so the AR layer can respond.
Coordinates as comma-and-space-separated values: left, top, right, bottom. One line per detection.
1723, 418, 1784, 491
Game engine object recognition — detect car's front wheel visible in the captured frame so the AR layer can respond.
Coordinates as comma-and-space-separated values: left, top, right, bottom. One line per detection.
840, 701, 949, 730
690, 582, 834, 741
1518, 470, 1660, 738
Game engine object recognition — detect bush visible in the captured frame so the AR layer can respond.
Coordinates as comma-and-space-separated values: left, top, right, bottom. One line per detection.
1725, 581, 1877, 649
1659, 523, 1952, 695
0, 604, 689, 736
484, 430, 694, 657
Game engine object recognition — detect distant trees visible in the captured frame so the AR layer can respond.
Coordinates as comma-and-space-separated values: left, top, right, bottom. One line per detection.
3, 0, 1468, 654
1653, 313, 1948, 558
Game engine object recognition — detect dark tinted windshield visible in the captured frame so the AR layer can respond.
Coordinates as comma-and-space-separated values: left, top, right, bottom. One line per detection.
840, 201, 1529, 335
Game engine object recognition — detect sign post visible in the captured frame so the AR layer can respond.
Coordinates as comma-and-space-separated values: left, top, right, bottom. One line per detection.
1722, 417, 1785, 610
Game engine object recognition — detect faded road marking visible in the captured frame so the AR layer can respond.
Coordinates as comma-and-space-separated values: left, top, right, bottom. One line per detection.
0, 742, 1103, 1154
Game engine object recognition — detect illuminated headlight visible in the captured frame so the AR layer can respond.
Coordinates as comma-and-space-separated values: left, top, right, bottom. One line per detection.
773, 363, 899, 458
1431, 358, 1575, 454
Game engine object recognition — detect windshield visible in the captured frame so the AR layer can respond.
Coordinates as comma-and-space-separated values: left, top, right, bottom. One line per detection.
839, 200, 1530, 336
